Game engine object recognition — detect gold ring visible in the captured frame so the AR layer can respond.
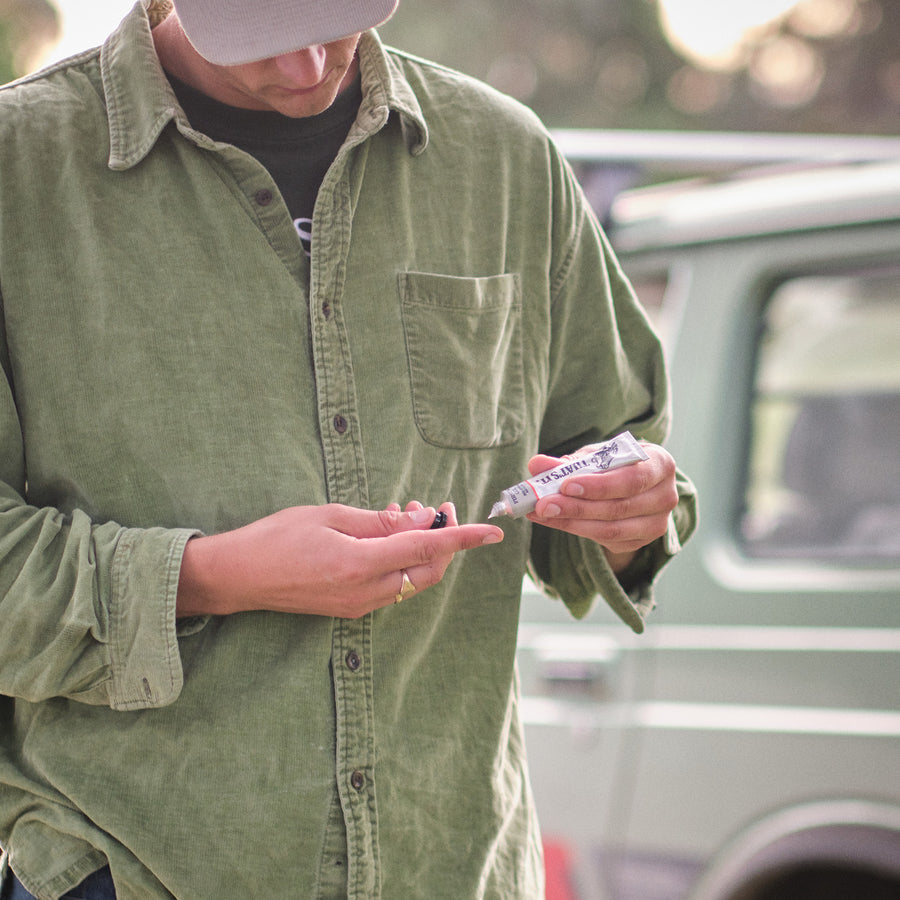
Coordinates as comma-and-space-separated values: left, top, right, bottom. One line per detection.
394, 570, 416, 604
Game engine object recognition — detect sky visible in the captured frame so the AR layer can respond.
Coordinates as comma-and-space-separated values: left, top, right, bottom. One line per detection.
43, 0, 802, 68
660, 0, 800, 68
43, 0, 136, 63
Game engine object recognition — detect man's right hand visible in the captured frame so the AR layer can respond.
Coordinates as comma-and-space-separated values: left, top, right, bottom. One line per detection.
176, 502, 503, 619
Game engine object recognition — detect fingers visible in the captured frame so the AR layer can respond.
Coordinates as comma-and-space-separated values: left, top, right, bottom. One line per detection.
527, 453, 562, 478
527, 444, 678, 553
335, 501, 502, 609
528, 506, 671, 555
400, 500, 455, 529
341, 500, 464, 540
330, 503, 437, 538
531, 444, 675, 508
365, 514, 502, 576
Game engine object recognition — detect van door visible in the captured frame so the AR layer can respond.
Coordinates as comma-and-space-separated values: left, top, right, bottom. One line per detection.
615, 226, 900, 898
518, 220, 900, 900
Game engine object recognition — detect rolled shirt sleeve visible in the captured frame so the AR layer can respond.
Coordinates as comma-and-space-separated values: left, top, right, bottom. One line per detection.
528, 469, 698, 631
526, 148, 698, 629
0, 489, 200, 710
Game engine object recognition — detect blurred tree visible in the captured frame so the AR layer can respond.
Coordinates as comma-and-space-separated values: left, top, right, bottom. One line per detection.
380, 0, 686, 128
722, 0, 900, 134
0, 0, 58, 83
5, 0, 893, 133
379, 0, 900, 134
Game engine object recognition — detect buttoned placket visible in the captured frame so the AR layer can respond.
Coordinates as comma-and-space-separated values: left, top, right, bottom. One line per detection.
201, 90, 392, 896
205, 134, 382, 895
309, 141, 381, 899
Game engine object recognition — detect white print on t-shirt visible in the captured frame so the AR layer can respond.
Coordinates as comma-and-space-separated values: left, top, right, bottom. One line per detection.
294, 217, 312, 257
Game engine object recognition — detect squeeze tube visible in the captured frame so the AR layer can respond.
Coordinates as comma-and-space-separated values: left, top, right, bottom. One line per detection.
488, 432, 649, 519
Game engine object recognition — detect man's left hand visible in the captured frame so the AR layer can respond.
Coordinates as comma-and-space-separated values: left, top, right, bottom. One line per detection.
526, 442, 679, 574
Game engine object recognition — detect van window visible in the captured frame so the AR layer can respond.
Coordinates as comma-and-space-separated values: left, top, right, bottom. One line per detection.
741, 266, 900, 560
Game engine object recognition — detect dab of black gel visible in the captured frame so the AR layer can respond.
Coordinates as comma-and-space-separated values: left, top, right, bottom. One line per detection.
430, 511, 448, 529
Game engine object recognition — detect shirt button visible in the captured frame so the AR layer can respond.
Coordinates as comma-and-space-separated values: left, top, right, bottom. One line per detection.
345, 651, 361, 671
350, 770, 366, 792
333, 414, 348, 434
254, 188, 274, 206
322, 301, 331, 319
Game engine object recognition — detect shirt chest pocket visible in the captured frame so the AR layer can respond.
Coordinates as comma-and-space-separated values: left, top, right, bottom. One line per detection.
399, 271, 524, 449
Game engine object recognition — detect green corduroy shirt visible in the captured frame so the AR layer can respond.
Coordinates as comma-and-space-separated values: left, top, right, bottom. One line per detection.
0, 4, 696, 898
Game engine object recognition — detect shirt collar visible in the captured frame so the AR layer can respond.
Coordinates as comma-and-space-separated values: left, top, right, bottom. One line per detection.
101, 4, 429, 171
356, 31, 429, 155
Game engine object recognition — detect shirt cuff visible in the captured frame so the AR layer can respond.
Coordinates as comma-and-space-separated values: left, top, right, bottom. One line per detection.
106, 526, 201, 710
528, 504, 689, 633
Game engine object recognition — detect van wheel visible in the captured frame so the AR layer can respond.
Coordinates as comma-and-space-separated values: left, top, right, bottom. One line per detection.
729, 864, 900, 900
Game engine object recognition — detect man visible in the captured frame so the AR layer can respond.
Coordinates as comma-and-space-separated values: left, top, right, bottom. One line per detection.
0, 0, 696, 897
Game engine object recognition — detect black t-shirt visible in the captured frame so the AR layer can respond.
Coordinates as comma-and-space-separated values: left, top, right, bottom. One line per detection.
167, 72, 362, 255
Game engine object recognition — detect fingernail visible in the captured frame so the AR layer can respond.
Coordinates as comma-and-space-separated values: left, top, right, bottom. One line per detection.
482, 532, 503, 545
563, 482, 584, 496
542, 503, 561, 518
410, 508, 433, 524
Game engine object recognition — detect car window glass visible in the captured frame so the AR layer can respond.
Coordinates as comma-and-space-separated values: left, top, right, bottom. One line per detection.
741, 266, 900, 560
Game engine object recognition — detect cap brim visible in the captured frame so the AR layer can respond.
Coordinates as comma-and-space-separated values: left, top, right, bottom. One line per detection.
174, 0, 399, 66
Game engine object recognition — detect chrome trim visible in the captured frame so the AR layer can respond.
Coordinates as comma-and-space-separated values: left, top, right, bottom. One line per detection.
521, 698, 900, 738
518, 622, 900, 653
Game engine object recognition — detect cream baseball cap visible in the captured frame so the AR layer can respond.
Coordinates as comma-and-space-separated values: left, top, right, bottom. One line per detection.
170, 0, 400, 66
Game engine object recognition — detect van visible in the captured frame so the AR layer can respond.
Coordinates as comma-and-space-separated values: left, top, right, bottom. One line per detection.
518, 139, 900, 900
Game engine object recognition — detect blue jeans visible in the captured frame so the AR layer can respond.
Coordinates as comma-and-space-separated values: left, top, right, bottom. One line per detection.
2, 866, 116, 900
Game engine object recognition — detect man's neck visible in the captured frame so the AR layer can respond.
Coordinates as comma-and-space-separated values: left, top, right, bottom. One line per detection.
152, 14, 211, 96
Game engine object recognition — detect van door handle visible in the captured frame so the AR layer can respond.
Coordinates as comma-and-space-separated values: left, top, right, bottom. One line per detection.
535, 639, 621, 700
